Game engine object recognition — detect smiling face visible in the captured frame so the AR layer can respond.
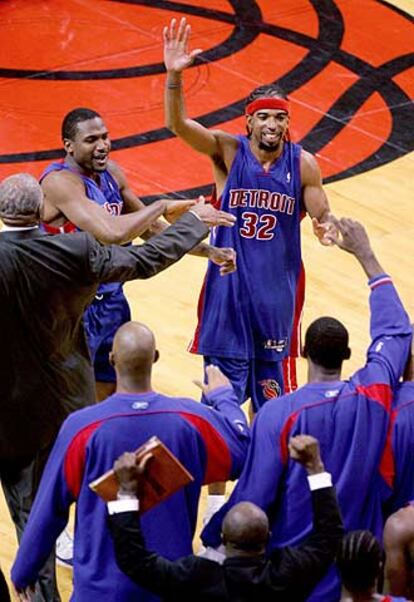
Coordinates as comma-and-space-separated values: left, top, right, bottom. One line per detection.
247, 109, 289, 153
64, 117, 111, 173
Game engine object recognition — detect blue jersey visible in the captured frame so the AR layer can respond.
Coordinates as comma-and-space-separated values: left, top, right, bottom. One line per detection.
40, 161, 124, 295
202, 275, 411, 601
190, 138, 305, 361
387, 382, 414, 513
12, 386, 250, 602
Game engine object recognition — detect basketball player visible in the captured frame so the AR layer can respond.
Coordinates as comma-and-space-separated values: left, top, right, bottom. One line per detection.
163, 17, 337, 515
41, 108, 236, 402
201, 218, 412, 601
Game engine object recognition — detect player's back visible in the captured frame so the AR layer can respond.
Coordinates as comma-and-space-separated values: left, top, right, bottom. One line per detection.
58, 391, 246, 601
389, 382, 414, 512
266, 378, 390, 548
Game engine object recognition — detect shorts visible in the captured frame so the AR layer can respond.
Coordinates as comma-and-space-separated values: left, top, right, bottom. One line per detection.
83, 288, 131, 383
202, 355, 285, 412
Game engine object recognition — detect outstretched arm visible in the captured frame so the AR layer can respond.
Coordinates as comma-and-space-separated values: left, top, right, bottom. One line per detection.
109, 160, 196, 238
301, 150, 338, 246
270, 436, 344, 599
42, 170, 166, 244
108, 453, 211, 598
163, 17, 237, 161
333, 217, 384, 279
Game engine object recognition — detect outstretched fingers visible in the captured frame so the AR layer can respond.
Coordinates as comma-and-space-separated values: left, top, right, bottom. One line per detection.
215, 210, 237, 227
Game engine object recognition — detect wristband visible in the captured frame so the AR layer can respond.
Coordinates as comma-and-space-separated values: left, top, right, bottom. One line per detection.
107, 498, 139, 515
307, 472, 332, 491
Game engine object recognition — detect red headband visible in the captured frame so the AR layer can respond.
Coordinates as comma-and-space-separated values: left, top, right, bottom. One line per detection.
245, 98, 290, 116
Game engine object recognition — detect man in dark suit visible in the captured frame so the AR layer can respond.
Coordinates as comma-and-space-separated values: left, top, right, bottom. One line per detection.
0, 172, 234, 601
108, 435, 344, 602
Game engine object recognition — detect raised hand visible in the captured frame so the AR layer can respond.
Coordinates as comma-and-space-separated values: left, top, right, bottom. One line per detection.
113, 451, 153, 497
333, 217, 371, 256
288, 434, 325, 475
194, 364, 232, 395
163, 17, 202, 73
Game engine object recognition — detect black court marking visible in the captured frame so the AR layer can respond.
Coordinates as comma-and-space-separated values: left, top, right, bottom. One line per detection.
0, 0, 412, 196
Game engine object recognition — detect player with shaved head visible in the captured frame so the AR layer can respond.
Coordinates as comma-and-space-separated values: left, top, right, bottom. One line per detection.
12, 321, 249, 602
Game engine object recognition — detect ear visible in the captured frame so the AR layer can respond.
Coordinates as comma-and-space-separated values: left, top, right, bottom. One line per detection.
153, 349, 160, 364
246, 115, 253, 135
109, 351, 115, 367
302, 344, 308, 359
344, 347, 351, 360
63, 138, 74, 155
221, 532, 226, 545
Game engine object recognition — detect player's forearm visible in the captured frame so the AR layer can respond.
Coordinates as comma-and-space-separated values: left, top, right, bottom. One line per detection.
165, 71, 187, 133
355, 249, 384, 279
188, 242, 211, 257
112, 201, 166, 244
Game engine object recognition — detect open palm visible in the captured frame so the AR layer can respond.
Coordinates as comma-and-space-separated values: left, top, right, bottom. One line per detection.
163, 17, 202, 73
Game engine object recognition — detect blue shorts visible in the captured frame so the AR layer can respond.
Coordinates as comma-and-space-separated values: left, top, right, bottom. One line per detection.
83, 288, 131, 383
203, 356, 284, 412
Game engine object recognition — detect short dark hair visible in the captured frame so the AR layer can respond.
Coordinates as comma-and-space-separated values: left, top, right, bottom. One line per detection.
61, 108, 101, 141
303, 317, 350, 370
337, 531, 382, 593
245, 84, 287, 109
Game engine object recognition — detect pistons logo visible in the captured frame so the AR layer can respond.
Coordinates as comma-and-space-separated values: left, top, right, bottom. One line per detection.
259, 379, 281, 400
104, 202, 122, 216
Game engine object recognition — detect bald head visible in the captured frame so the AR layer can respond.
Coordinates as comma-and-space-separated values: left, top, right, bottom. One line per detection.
222, 502, 269, 554
0, 173, 43, 225
111, 321, 157, 381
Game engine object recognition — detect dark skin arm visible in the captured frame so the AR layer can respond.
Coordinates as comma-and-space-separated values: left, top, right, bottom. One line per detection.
41, 167, 166, 245
384, 508, 414, 598
333, 217, 384, 279
300, 150, 337, 245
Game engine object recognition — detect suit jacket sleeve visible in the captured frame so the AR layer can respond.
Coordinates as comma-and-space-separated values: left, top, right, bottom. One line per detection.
268, 486, 344, 599
107, 511, 213, 598
87, 212, 209, 284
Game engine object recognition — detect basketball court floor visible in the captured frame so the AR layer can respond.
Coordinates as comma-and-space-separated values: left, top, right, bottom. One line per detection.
0, 1, 412, 598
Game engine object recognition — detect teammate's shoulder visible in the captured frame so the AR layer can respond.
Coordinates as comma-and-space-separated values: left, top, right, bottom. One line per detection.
299, 148, 322, 181
256, 395, 291, 422
106, 159, 125, 183
59, 402, 102, 436
41, 166, 83, 188
300, 147, 318, 167
384, 506, 414, 541
212, 129, 239, 147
